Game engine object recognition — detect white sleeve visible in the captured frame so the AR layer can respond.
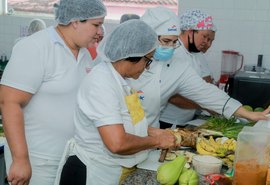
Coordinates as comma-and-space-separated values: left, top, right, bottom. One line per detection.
1, 38, 44, 94
77, 71, 124, 127
176, 65, 241, 118
196, 53, 212, 78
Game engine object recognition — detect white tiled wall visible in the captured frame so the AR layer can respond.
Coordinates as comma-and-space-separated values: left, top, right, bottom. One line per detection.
179, 0, 270, 80
1, 0, 270, 80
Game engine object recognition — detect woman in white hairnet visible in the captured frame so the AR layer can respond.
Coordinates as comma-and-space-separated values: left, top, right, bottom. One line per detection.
127, 7, 269, 130
55, 20, 178, 185
160, 9, 217, 129
0, 0, 106, 184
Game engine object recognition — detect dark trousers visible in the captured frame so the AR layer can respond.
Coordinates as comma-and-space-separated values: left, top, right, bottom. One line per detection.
159, 120, 187, 129
159, 120, 173, 129
60, 155, 86, 185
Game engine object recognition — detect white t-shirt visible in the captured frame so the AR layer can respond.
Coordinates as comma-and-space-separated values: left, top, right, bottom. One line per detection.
127, 46, 241, 128
74, 62, 148, 167
1, 26, 93, 160
160, 41, 213, 125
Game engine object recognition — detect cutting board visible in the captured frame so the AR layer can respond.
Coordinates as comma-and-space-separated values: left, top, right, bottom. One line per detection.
137, 150, 164, 171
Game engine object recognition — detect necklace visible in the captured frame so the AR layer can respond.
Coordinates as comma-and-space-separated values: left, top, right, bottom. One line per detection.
56, 26, 79, 55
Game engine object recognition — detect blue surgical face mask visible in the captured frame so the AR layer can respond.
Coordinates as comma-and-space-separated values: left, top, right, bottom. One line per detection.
153, 46, 175, 61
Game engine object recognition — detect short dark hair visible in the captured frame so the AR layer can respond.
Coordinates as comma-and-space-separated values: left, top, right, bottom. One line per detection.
125, 57, 143, 63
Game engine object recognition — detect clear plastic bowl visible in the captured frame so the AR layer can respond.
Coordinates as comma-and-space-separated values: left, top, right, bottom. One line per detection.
192, 155, 222, 175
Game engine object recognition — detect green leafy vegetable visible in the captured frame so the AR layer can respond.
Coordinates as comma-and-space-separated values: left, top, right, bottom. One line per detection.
198, 116, 255, 139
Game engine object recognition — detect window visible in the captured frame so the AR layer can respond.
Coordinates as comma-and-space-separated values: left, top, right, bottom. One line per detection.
8, 0, 178, 20
8, 0, 56, 14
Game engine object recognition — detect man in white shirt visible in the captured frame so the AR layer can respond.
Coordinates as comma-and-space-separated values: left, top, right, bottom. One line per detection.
159, 9, 218, 128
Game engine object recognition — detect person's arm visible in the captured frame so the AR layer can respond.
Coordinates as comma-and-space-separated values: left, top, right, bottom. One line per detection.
234, 106, 270, 121
203, 75, 214, 84
98, 124, 177, 155
169, 94, 201, 109
169, 74, 214, 110
0, 85, 32, 185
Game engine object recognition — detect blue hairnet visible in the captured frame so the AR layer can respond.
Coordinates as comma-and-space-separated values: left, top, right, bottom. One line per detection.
97, 20, 158, 62
55, 0, 107, 25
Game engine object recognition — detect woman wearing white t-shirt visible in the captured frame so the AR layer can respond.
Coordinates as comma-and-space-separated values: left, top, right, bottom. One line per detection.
55, 20, 178, 185
0, 0, 106, 185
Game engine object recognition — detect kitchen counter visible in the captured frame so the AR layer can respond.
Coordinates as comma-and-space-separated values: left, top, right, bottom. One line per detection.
121, 169, 159, 185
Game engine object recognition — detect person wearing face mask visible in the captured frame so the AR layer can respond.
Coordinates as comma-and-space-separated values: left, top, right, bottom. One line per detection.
126, 7, 269, 131
159, 9, 218, 129
54, 20, 178, 185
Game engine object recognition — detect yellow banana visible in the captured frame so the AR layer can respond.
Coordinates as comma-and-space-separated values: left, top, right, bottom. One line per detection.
200, 138, 216, 153
228, 140, 237, 151
196, 142, 217, 156
209, 136, 221, 150
215, 147, 228, 157
221, 158, 233, 168
227, 154, 235, 161
223, 138, 234, 150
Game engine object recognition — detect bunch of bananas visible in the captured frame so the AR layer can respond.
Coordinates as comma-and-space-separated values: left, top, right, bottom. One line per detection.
196, 136, 236, 167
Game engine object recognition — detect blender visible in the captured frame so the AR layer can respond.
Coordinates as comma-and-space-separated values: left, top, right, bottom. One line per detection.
218, 50, 244, 91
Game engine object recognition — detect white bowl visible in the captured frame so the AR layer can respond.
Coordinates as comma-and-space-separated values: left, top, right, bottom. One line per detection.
192, 155, 222, 175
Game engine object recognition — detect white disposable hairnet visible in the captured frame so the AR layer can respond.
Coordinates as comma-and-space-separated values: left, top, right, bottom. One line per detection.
101, 25, 106, 36
27, 19, 46, 36
120, 14, 140, 24
141, 6, 180, 36
97, 19, 158, 63
55, 0, 107, 25
180, 9, 217, 31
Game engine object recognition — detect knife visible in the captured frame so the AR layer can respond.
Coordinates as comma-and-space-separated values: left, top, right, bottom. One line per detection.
159, 149, 168, 162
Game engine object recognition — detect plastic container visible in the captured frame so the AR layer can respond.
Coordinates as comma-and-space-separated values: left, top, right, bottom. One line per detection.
233, 126, 270, 185
192, 155, 223, 175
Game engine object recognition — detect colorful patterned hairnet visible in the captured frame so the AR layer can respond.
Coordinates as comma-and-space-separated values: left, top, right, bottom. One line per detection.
180, 9, 217, 31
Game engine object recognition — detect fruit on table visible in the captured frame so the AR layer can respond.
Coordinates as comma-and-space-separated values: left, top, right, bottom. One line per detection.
157, 155, 186, 185
165, 152, 177, 161
196, 136, 236, 167
178, 169, 199, 185
243, 105, 253, 111
254, 107, 264, 112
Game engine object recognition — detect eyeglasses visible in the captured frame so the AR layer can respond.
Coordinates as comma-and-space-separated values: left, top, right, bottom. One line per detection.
159, 38, 180, 49
143, 56, 153, 68
174, 40, 181, 49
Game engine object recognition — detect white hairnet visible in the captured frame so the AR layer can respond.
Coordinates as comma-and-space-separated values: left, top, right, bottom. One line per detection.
120, 14, 140, 24
97, 19, 158, 62
101, 25, 106, 36
141, 6, 180, 36
55, 0, 107, 25
27, 19, 46, 36
180, 9, 217, 31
